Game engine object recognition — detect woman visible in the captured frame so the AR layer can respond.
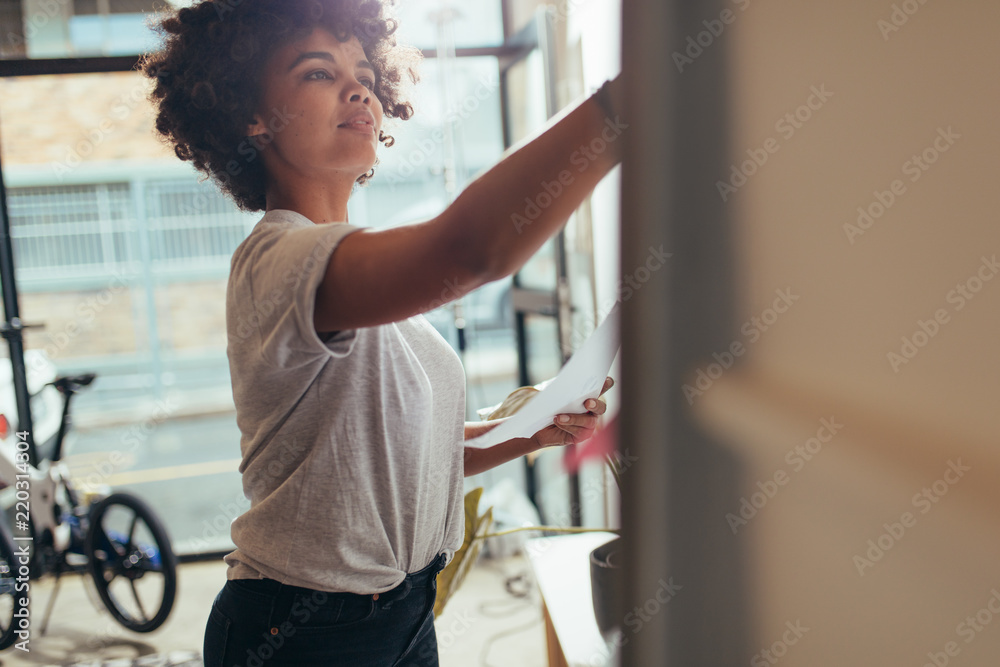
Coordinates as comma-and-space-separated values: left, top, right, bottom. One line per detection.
144, 0, 624, 665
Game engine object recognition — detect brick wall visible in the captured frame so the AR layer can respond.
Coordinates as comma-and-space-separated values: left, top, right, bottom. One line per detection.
0, 71, 171, 167
21, 280, 228, 362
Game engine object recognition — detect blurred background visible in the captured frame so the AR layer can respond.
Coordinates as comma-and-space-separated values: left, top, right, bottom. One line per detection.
0, 0, 624, 664
0, 0, 622, 557
0, 0, 998, 665
616, 0, 1000, 665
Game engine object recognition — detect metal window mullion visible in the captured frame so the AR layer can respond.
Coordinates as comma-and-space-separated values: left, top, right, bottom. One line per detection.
95, 182, 119, 274
128, 177, 163, 398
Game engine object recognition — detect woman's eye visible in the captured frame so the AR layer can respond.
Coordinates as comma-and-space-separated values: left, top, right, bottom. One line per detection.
305, 70, 332, 80
360, 78, 375, 90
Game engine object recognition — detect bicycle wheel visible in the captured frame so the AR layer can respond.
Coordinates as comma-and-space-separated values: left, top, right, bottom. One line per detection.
83, 492, 177, 632
0, 522, 28, 650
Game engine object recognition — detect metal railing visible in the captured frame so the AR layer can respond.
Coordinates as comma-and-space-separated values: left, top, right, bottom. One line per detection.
6, 175, 257, 408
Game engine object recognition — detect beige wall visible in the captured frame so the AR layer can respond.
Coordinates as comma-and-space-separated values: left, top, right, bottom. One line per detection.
723, 0, 999, 460
0, 71, 170, 167
693, 2, 1000, 664
21, 280, 227, 362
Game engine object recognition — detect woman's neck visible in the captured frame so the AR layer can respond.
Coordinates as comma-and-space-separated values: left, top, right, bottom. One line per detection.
264, 173, 356, 224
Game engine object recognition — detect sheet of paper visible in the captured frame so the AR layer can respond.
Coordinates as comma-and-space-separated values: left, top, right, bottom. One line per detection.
464, 302, 621, 449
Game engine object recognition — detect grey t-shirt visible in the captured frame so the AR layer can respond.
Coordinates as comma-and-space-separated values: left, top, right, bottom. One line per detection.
223, 208, 465, 594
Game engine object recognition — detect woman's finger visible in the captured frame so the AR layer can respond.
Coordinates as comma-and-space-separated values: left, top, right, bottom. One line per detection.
554, 413, 599, 428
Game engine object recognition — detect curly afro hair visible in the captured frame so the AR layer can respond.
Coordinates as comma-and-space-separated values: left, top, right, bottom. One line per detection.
142, 0, 421, 212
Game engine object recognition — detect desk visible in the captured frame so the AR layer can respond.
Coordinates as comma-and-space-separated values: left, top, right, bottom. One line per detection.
524, 532, 619, 667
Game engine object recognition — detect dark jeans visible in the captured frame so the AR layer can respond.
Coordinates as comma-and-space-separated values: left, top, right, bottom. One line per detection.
203, 552, 448, 667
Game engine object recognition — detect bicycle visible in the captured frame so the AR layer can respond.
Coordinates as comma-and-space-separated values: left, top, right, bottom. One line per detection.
0, 372, 178, 650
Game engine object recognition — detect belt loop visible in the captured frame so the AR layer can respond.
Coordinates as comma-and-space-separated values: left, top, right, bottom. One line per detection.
266, 584, 296, 636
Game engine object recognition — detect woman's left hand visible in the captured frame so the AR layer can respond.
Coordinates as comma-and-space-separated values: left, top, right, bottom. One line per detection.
530, 376, 614, 448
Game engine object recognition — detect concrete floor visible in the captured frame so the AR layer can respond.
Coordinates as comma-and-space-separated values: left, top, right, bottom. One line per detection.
0, 554, 546, 667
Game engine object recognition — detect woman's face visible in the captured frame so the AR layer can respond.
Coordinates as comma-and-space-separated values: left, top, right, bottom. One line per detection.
248, 27, 384, 187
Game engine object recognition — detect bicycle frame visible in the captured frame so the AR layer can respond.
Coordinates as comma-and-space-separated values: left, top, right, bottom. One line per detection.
0, 371, 178, 648
0, 374, 99, 566
0, 431, 76, 559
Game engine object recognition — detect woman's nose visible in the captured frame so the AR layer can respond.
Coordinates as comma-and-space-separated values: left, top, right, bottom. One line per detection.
346, 80, 371, 105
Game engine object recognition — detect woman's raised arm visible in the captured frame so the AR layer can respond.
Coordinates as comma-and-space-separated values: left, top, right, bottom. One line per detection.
313, 75, 626, 333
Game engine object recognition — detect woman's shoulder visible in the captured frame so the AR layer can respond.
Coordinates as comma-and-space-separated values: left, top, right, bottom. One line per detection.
231, 210, 364, 272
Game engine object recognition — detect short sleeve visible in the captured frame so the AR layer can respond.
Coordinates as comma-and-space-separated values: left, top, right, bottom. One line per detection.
238, 220, 364, 366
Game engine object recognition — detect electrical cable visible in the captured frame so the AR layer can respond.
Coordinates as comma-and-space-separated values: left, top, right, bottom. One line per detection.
479, 616, 542, 667
470, 559, 545, 667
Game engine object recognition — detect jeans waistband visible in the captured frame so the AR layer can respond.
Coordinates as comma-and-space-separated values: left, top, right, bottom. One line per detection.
236, 551, 449, 603
382, 551, 449, 603
408, 551, 449, 582
253, 552, 449, 637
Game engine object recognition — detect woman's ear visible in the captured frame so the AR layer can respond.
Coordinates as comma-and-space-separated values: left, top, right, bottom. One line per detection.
246, 114, 269, 140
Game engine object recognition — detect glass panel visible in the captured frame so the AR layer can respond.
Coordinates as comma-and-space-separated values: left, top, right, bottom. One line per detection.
0, 0, 502, 60
523, 313, 561, 384
499, 20, 611, 529
517, 235, 558, 291
355, 55, 515, 423
6, 1, 168, 59
68, 14, 161, 56
0, 66, 251, 555
503, 49, 549, 145
359, 56, 503, 225
0, 53, 510, 554
394, 0, 503, 51
504, 49, 557, 290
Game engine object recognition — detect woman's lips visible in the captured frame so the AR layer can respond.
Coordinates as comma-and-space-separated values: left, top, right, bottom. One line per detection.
338, 110, 376, 134
338, 121, 375, 134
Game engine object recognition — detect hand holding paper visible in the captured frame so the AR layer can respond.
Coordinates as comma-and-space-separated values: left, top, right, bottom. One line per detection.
464, 302, 621, 449
532, 376, 614, 447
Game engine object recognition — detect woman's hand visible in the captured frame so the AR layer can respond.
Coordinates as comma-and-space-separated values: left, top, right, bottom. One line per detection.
530, 377, 614, 448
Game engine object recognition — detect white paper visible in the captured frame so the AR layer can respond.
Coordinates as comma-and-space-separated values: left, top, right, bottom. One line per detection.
464, 302, 621, 449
